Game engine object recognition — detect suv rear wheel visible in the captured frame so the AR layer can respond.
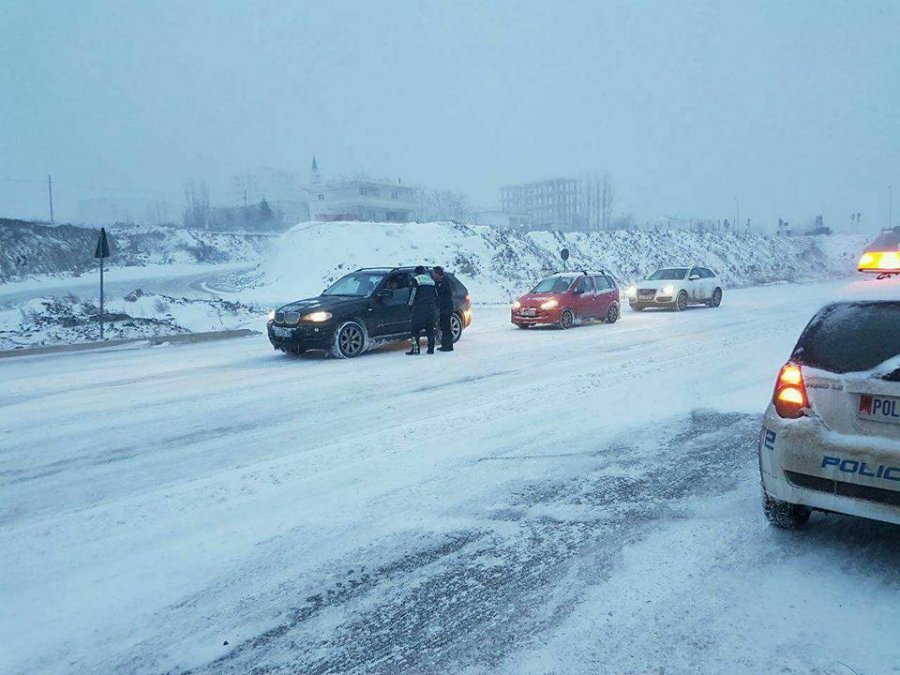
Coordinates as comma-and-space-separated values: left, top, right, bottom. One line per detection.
330, 320, 367, 359
763, 494, 811, 528
450, 313, 462, 343
708, 287, 722, 308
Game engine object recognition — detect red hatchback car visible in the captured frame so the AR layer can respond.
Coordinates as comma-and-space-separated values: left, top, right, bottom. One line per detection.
511, 271, 621, 329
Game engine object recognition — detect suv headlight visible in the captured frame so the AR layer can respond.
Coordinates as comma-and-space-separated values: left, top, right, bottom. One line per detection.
302, 311, 332, 322
662, 285, 675, 295
512, 300, 521, 309
540, 298, 558, 310
626, 285, 636, 298
267, 310, 275, 322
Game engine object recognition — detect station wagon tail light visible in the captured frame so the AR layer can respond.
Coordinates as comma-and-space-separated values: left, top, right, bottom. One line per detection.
773, 362, 808, 418
858, 250, 900, 273
540, 298, 559, 310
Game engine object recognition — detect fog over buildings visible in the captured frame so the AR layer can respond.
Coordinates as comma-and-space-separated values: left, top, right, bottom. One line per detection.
1, 1, 898, 232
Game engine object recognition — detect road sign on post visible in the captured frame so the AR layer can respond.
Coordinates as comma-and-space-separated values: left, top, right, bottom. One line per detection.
560, 247, 569, 271
94, 228, 111, 340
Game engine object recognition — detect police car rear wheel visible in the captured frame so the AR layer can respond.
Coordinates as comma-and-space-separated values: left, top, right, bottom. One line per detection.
559, 310, 574, 329
763, 494, 810, 528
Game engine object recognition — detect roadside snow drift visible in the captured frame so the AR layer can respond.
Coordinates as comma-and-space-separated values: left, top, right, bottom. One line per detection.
252, 221, 868, 303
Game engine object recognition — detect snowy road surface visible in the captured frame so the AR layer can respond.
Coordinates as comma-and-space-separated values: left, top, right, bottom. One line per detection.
0, 262, 253, 308
2, 280, 898, 674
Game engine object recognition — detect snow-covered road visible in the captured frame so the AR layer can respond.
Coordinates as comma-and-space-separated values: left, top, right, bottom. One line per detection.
2, 280, 898, 674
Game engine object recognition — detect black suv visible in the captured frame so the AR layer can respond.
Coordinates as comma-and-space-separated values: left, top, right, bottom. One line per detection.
267, 267, 473, 358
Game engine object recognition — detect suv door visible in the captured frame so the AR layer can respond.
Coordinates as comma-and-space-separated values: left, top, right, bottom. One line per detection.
688, 267, 704, 301
571, 275, 595, 318
375, 272, 413, 336
702, 268, 717, 299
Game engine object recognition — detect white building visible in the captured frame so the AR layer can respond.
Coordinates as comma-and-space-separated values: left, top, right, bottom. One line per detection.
308, 157, 418, 223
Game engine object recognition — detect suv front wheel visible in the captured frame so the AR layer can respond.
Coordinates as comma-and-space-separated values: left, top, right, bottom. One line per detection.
330, 320, 367, 359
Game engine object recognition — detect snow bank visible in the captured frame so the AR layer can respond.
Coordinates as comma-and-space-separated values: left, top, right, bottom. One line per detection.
0, 219, 272, 282
252, 221, 869, 303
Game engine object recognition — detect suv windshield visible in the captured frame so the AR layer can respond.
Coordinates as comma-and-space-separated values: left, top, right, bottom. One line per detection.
531, 277, 573, 294
793, 301, 900, 373
648, 268, 688, 281
323, 272, 386, 297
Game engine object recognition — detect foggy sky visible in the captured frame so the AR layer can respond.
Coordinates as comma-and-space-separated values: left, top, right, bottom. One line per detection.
1, 0, 898, 231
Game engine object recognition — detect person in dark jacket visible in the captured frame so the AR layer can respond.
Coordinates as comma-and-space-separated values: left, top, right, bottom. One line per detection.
407, 266, 437, 355
433, 266, 455, 352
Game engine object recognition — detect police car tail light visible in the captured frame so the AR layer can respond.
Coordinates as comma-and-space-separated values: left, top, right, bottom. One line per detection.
773, 363, 808, 419
858, 250, 900, 273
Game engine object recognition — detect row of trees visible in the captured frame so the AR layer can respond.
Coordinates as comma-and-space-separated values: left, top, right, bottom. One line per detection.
183, 180, 281, 232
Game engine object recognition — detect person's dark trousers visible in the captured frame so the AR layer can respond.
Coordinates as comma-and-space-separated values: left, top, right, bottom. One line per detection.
439, 312, 453, 350
410, 321, 435, 354
423, 323, 435, 353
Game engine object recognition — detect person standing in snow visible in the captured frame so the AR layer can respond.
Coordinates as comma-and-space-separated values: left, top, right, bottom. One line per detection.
407, 265, 437, 355
432, 266, 454, 352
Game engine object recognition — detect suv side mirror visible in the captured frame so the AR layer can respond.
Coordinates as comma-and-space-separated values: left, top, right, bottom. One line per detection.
376, 288, 394, 299
689, 274, 700, 281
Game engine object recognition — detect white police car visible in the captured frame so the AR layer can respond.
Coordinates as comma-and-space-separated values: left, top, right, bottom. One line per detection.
625, 266, 723, 311
759, 280, 900, 528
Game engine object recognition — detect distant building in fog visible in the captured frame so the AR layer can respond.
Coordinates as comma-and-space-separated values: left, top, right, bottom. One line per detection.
500, 175, 612, 231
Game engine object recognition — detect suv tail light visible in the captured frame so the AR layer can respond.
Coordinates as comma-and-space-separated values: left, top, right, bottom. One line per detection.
773, 362, 809, 418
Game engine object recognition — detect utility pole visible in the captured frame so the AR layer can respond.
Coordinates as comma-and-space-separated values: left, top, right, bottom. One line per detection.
735, 197, 739, 230
48, 175, 54, 224
890, 185, 893, 228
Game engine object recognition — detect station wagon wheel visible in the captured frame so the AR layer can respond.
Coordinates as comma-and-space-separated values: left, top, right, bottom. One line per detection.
708, 287, 722, 308
675, 290, 688, 312
450, 313, 463, 343
559, 309, 574, 329
605, 303, 619, 324
331, 320, 366, 358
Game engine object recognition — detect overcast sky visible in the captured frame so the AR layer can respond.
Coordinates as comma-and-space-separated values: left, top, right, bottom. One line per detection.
1, 0, 898, 230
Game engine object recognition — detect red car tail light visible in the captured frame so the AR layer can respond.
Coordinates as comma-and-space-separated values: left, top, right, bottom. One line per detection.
773, 362, 809, 418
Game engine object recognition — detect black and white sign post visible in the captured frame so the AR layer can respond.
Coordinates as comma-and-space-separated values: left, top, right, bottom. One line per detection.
560, 247, 570, 271
94, 228, 111, 340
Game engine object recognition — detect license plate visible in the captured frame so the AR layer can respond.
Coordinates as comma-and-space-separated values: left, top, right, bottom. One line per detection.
273, 326, 293, 338
522, 308, 537, 317
858, 394, 900, 425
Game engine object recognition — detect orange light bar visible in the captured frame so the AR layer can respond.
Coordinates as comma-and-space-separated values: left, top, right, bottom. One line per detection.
858, 250, 900, 273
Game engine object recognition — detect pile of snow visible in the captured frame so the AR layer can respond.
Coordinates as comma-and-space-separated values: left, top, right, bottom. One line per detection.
0, 290, 264, 350
0, 219, 273, 282
249, 221, 870, 304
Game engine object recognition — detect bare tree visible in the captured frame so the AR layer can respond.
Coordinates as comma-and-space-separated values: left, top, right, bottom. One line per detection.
421, 189, 471, 222
600, 174, 615, 230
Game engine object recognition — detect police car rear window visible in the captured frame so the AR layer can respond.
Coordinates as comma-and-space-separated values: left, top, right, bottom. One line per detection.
792, 301, 900, 373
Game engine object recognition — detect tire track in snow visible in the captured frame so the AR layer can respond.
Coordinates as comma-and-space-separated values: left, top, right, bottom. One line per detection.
191, 411, 760, 674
